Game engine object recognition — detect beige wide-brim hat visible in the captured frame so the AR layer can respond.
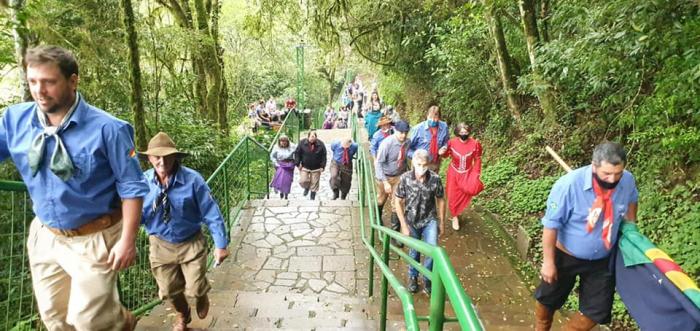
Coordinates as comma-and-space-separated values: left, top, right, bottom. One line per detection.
139, 132, 189, 158
377, 116, 393, 127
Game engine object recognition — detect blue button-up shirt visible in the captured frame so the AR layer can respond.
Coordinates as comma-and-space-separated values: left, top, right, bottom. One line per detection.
407, 120, 449, 162
142, 166, 229, 249
0, 98, 149, 229
542, 165, 639, 260
330, 140, 358, 164
370, 129, 392, 157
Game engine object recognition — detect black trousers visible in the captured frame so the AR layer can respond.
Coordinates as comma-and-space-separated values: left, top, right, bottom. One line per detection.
534, 248, 614, 324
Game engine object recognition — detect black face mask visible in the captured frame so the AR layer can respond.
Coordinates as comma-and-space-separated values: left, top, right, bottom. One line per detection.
593, 172, 620, 190
459, 134, 469, 141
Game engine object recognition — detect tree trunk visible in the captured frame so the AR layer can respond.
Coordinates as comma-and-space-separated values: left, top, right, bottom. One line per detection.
519, 0, 556, 121
211, 0, 228, 133
539, 0, 550, 43
120, 0, 148, 151
9, 0, 31, 101
483, 1, 521, 121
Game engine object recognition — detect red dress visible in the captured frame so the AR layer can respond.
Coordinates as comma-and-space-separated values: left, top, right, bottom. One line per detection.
444, 137, 483, 217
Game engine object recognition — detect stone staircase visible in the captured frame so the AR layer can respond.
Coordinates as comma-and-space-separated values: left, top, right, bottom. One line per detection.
136, 128, 380, 330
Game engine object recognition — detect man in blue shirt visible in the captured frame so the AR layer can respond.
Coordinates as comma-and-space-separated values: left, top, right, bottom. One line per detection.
535, 142, 639, 331
369, 116, 393, 157
329, 138, 358, 200
140, 132, 229, 331
407, 105, 449, 173
0, 46, 147, 330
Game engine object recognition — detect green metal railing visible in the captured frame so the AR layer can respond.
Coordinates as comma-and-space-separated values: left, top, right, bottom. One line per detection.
0, 181, 37, 330
0, 110, 300, 329
351, 112, 484, 331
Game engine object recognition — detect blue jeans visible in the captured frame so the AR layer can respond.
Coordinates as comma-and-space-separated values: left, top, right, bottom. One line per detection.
407, 219, 438, 284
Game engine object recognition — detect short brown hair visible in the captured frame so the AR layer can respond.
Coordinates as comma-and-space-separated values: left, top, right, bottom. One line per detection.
453, 123, 470, 136
25, 45, 79, 79
427, 105, 440, 118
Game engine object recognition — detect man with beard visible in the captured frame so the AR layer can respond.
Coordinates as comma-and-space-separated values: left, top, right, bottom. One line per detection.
535, 142, 638, 331
0, 45, 147, 330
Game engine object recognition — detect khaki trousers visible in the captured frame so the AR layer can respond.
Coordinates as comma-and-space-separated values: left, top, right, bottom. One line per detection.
27, 217, 128, 331
376, 175, 401, 212
299, 167, 323, 192
148, 233, 210, 300
329, 160, 353, 195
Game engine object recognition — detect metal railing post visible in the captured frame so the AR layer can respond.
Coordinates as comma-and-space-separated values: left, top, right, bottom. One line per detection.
223, 163, 230, 226
246, 138, 251, 199
429, 269, 446, 331
380, 232, 391, 331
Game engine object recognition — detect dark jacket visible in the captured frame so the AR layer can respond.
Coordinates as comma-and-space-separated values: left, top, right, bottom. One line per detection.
294, 138, 327, 170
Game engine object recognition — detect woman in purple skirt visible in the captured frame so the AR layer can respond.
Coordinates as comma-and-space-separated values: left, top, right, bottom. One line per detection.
270, 135, 296, 199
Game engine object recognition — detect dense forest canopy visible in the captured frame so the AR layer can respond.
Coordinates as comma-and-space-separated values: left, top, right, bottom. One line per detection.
1, 0, 698, 329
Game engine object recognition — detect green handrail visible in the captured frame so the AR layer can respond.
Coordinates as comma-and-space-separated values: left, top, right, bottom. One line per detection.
351, 112, 484, 331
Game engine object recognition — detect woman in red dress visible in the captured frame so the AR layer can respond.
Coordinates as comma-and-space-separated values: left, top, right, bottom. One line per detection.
440, 123, 483, 230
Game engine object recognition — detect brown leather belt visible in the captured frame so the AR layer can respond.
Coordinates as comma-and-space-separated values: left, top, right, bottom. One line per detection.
46, 209, 122, 237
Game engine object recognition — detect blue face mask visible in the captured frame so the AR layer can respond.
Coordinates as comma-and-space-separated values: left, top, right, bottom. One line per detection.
428, 119, 438, 127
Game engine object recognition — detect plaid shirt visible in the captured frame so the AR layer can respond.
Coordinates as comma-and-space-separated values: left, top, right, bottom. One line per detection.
395, 170, 444, 229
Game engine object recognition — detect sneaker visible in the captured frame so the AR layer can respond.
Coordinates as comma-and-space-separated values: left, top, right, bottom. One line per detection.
303, 188, 309, 196
407, 276, 418, 293
452, 217, 460, 231
310, 192, 316, 200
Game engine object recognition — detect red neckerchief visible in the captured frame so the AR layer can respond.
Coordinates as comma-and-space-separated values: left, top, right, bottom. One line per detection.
397, 143, 406, 167
587, 177, 615, 250
309, 141, 316, 152
429, 127, 439, 161
342, 147, 349, 165
382, 131, 390, 138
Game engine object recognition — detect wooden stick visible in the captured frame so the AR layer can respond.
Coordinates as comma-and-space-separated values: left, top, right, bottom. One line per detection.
545, 146, 573, 173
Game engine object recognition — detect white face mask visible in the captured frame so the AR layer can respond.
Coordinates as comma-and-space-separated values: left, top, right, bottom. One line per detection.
413, 164, 427, 177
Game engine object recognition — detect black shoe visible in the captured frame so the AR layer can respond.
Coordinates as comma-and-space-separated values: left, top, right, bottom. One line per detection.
423, 280, 432, 295
332, 189, 339, 200
310, 192, 316, 200
341, 192, 347, 200
303, 188, 309, 196
279, 192, 284, 198
390, 213, 404, 248
283, 194, 288, 200
407, 277, 418, 293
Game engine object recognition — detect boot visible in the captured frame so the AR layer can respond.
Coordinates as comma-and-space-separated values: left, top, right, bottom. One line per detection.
121, 310, 138, 331
170, 294, 192, 331
534, 301, 554, 331
390, 213, 404, 248
332, 189, 339, 200
310, 191, 316, 200
196, 294, 210, 319
563, 312, 597, 331
341, 191, 348, 200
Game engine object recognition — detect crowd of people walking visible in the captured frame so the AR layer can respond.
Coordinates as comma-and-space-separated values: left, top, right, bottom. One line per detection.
0, 46, 640, 331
